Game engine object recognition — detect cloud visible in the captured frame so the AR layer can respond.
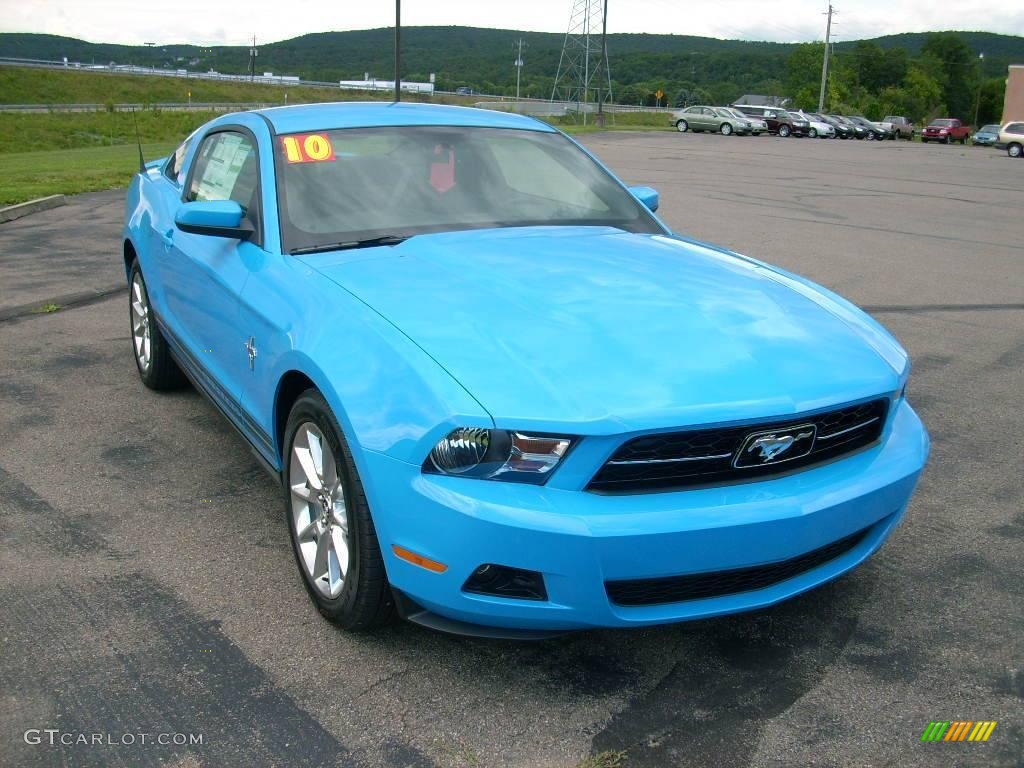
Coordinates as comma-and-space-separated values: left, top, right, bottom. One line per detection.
0, 0, 1021, 45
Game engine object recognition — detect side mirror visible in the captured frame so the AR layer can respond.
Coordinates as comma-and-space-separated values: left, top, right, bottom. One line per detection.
175, 200, 253, 239
629, 185, 659, 213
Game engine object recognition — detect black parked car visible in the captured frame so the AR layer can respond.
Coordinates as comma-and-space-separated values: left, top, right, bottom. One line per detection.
846, 116, 889, 141
827, 115, 867, 139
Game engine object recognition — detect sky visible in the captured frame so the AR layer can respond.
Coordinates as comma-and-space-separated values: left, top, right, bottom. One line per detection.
0, 0, 1021, 47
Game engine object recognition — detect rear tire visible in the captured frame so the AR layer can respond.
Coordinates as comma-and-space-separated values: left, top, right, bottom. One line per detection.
284, 390, 395, 630
1009, 143, 1023, 158
675, 120, 688, 133
128, 260, 186, 391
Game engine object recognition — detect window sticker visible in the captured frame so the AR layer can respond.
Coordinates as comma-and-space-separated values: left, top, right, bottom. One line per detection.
280, 134, 336, 164
194, 133, 251, 202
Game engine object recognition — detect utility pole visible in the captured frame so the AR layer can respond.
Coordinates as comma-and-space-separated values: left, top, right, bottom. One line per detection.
817, 4, 833, 113
514, 38, 525, 101
249, 35, 257, 82
394, 0, 402, 102
974, 52, 985, 127
595, 0, 608, 127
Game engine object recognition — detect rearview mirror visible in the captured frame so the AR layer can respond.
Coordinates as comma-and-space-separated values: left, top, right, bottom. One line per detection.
629, 185, 659, 213
175, 200, 253, 239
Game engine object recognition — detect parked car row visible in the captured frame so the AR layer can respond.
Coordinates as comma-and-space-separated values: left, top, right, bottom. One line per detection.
668, 106, 1024, 158
670, 104, 912, 141
919, 118, 1023, 157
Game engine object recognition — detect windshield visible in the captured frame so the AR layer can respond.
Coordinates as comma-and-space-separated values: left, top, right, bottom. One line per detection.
715, 108, 737, 118
981, 125, 1000, 132
930, 119, 955, 127
786, 112, 805, 121
275, 126, 663, 253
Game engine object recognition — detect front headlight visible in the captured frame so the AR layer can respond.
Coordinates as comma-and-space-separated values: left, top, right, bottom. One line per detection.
425, 428, 574, 484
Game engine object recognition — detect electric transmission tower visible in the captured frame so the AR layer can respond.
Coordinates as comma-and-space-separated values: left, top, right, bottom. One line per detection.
551, 0, 612, 122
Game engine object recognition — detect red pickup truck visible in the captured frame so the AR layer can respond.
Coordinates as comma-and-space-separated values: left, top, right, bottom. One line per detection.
921, 118, 971, 144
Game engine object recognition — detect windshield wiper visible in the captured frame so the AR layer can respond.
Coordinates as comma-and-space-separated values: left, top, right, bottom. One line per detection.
290, 235, 409, 256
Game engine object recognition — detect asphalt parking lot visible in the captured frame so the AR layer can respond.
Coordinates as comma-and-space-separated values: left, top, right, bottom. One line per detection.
0, 132, 1021, 768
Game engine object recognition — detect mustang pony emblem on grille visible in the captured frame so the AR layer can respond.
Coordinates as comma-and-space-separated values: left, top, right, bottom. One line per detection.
747, 430, 814, 462
734, 425, 817, 468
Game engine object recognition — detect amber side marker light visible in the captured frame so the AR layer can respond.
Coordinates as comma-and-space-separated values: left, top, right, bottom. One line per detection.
392, 545, 448, 573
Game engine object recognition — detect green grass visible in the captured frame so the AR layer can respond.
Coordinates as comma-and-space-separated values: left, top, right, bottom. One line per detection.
1, 66, 404, 106
0, 110, 222, 154
0, 66, 484, 107
31, 302, 62, 314
0, 142, 176, 205
545, 110, 673, 134
558, 123, 672, 135
573, 751, 627, 768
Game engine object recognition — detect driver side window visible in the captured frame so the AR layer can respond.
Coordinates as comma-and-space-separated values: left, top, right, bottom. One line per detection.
186, 131, 259, 215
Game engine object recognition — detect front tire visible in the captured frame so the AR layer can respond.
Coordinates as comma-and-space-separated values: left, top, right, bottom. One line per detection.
284, 390, 394, 630
128, 261, 185, 391
778, 124, 791, 138
675, 119, 688, 132
808, 128, 818, 138
720, 122, 733, 136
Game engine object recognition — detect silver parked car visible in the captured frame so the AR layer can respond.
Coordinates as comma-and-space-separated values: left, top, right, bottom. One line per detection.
672, 106, 752, 135
722, 107, 767, 134
797, 112, 837, 138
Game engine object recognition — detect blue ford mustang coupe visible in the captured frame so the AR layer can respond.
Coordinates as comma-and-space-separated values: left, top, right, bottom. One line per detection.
123, 102, 929, 637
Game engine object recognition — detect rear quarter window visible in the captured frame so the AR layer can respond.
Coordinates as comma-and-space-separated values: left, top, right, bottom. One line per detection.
163, 137, 192, 186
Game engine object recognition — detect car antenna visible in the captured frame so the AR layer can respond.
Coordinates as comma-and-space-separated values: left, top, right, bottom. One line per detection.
131, 107, 145, 174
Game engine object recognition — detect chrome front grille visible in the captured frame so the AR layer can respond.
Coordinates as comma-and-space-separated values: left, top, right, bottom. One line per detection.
587, 398, 889, 493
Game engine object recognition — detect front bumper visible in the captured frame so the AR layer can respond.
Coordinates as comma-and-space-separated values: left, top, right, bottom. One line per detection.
362, 399, 929, 631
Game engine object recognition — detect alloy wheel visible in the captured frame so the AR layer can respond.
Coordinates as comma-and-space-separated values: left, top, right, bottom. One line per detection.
676, 120, 688, 132
130, 272, 152, 372
289, 422, 350, 598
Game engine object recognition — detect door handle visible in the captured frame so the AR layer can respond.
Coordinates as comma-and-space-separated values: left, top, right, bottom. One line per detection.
161, 229, 174, 249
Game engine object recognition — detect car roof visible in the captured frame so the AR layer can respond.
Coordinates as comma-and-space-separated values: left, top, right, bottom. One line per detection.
252, 101, 555, 134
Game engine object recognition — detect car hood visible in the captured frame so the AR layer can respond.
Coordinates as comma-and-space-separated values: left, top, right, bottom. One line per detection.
303, 227, 903, 433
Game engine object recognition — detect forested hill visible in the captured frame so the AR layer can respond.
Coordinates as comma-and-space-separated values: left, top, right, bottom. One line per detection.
2, 26, 1020, 102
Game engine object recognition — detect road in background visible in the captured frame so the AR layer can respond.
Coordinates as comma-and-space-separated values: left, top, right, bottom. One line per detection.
0, 134, 1021, 767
